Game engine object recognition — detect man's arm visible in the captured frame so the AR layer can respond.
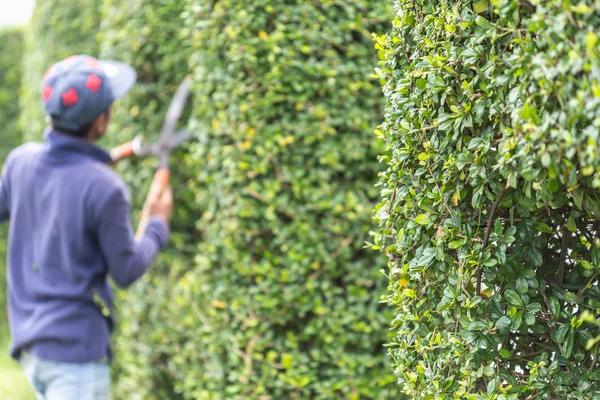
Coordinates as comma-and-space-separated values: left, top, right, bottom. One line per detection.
96, 187, 170, 288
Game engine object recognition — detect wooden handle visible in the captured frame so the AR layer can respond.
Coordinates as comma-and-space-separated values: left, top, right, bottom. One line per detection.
110, 142, 135, 164
135, 168, 170, 241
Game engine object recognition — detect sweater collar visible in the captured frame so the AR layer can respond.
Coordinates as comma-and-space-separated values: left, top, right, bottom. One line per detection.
45, 127, 112, 164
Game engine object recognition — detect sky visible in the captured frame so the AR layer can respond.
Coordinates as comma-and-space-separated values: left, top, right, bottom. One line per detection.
0, 0, 35, 27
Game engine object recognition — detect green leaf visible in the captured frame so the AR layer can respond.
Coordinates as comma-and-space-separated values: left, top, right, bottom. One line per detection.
550, 297, 561, 319
496, 316, 511, 329
528, 247, 543, 267
566, 216, 578, 232
475, 16, 493, 30
526, 302, 541, 313
473, 0, 489, 13
505, 290, 523, 307
524, 312, 535, 326
555, 324, 570, 343
581, 260, 595, 270
483, 365, 494, 376
507, 174, 518, 189
448, 240, 463, 249
535, 221, 554, 234
563, 292, 584, 304
499, 349, 511, 358
415, 213, 431, 225
516, 277, 528, 294
523, 269, 536, 279
541, 152, 551, 167
593, 247, 600, 266
562, 331, 575, 358
468, 321, 488, 331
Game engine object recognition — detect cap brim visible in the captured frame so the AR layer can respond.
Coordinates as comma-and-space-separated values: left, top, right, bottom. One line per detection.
99, 60, 137, 100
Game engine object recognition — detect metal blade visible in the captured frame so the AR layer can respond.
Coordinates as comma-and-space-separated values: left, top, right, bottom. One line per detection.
159, 76, 193, 146
169, 128, 194, 149
150, 128, 194, 155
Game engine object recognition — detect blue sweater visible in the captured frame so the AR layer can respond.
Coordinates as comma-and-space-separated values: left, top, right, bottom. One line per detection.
0, 129, 169, 363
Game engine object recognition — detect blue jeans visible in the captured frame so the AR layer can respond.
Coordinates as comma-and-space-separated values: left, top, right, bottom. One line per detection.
20, 352, 112, 400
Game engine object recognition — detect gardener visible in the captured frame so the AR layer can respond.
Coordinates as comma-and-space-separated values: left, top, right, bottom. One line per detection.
0, 55, 172, 399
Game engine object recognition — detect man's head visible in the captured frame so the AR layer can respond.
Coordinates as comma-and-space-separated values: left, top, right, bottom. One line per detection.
40, 55, 136, 140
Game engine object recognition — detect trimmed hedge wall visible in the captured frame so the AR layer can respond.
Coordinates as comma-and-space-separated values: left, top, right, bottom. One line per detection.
0, 26, 25, 332
374, 0, 600, 398
19, 0, 101, 141
155, 1, 397, 398
97, 1, 197, 397
99, 0, 398, 399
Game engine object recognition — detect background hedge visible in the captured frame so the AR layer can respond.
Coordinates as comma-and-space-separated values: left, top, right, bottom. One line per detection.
97, 0, 198, 397
373, 0, 600, 398
0, 26, 25, 334
9, 0, 402, 398
19, 0, 101, 141
147, 1, 397, 398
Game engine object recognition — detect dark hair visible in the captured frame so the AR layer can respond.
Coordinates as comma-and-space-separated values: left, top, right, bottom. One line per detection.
51, 107, 111, 137
51, 120, 93, 137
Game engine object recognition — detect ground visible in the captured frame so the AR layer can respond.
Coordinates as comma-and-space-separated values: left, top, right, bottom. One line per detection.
0, 334, 34, 399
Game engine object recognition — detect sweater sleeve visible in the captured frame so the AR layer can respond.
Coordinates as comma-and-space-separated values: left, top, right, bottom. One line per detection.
96, 186, 170, 288
0, 157, 12, 224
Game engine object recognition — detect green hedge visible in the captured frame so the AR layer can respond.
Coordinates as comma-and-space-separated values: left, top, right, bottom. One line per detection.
0, 26, 25, 334
373, 0, 600, 398
97, 1, 197, 397
19, 0, 101, 141
97, 0, 398, 399
0, 27, 24, 161
160, 1, 396, 398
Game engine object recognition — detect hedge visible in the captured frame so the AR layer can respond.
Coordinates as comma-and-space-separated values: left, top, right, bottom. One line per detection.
0, 26, 25, 334
92, 0, 399, 398
373, 0, 600, 398
19, 0, 101, 142
97, 0, 197, 397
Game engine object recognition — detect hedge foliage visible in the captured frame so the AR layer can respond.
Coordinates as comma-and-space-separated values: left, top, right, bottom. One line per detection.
68, 0, 394, 399
373, 0, 600, 398
97, 0, 198, 397
149, 1, 397, 398
19, 0, 101, 141
0, 26, 25, 332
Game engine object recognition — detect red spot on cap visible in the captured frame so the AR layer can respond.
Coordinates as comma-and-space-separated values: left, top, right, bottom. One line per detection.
61, 88, 79, 106
42, 84, 54, 101
86, 74, 102, 92
84, 57, 100, 68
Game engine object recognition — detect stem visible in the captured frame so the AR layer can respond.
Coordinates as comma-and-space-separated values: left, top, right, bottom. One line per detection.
557, 227, 570, 288
476, 186, 508, 295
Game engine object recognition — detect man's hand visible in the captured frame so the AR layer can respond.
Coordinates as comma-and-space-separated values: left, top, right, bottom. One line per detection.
148, 184, 173, 225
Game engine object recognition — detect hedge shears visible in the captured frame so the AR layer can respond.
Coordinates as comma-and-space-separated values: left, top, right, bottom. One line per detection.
109, 127, 193, 166
108, 77, 193, 240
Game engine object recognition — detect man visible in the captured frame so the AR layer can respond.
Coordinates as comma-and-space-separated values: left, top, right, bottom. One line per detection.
0, 55, 172, 399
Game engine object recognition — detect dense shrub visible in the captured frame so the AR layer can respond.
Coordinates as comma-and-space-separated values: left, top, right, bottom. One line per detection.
97, 1, 197, 397
0, 26, 24, 333
153, 1, 399, 398
96, 0, 399, 399
19, 0, 101, 141
373, 0, 600, 398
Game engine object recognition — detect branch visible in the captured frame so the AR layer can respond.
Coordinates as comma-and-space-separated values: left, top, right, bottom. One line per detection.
557, 227, 570, 288
387, 179, 400, 216
476, 186, 508, 295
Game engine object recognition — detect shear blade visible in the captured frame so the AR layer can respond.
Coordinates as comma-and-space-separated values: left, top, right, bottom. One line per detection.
159, 77, 193, 146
